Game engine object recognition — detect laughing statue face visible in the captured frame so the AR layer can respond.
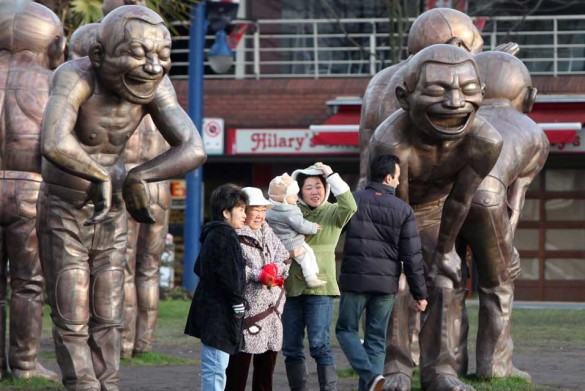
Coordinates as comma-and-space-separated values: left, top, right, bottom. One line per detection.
397, 44, 484, 141
92, 6, 171, 104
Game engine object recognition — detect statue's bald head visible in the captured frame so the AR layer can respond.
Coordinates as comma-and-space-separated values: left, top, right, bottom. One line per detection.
403, 44, 479, 92
68, 23, 99, 60
475, 51, 536, 113
102, 0, 146, 16
407, 8, 483, 56
97, 5, 168, 55
0, 0, 65, 64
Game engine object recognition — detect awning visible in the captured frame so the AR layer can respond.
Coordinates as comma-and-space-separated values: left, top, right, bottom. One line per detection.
310, 111, 360, 146
539, 122, 580, 145
310, 113, 582, 147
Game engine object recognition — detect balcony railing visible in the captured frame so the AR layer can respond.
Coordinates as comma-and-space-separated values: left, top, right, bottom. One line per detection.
168, 14, 585, 80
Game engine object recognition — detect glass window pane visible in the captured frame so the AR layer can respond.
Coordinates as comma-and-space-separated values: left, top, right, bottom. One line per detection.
514, 229, 539, 251
520, 199, 539, 221
545, 259, 585, 280
545, 169, 585, 191
527, 173, 541, 192
519, 258, 539, 280
546, 199, 585, 221
546, 229, 585, 250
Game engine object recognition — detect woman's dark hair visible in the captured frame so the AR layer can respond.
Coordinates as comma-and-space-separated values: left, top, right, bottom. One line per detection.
370, 154, 401, 183
295, 173, 326, 198
209, 184, 249, 221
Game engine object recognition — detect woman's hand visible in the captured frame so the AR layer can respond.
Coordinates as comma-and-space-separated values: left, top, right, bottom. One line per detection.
315, 163, 333, 177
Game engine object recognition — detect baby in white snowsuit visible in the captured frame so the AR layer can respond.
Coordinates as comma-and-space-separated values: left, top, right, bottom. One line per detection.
266, 173, 326, 288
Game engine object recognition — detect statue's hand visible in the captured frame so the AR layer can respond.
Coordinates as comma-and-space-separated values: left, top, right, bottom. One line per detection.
494, 42, 520, 56
81, 180, 112, 226
431, 250, 461, 289
508, 247, 521, 281
123, 174, 155, 224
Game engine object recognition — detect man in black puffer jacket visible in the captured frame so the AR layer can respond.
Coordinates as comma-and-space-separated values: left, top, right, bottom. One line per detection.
336, 154, 428, 391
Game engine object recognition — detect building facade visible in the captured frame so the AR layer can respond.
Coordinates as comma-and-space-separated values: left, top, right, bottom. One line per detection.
168, 0, 585, 301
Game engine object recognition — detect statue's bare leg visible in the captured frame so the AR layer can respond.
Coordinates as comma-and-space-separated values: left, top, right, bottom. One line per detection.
133, 185, 169, 355
38, 188, 126, 391
5, 178, 58, 381
460, 179, 530, 380
383, 275, 418, 391
416, 203, 474, 391
121, 182, 169, 357
0, 240, 7, 380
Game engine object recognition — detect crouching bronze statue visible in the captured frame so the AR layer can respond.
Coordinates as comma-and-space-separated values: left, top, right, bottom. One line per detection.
38, 5, 205, 390
0, 0, 64, 381
366, 44, 503, 391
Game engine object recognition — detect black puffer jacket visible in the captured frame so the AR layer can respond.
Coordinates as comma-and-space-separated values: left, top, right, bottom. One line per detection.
184, 221, 246, 354
339, 182, 427, 299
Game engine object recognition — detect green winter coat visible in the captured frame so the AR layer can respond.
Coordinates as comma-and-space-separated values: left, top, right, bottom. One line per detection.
284, 191, 357, 297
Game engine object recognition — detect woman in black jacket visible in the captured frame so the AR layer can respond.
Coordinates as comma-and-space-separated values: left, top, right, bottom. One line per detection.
185, 184, 248, 390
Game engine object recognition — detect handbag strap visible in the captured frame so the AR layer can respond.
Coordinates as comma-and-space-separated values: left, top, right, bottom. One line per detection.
243, 288, 285, 330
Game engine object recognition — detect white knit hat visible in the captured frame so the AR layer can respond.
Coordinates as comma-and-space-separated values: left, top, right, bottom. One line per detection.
268, 173, 300, 203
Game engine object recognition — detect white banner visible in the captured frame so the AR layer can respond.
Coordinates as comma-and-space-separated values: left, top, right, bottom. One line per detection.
228, 128, 359, 155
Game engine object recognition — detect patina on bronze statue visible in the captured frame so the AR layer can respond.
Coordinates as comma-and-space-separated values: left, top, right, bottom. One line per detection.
367, 44, 503, 391
38, 5, 205, 391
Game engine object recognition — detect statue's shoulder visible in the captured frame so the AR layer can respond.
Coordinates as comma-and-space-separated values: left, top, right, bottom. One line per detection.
371, 109, 410, 146
366, 61, 406, 89
52, 58, 94, 88
469, 114, 503, 148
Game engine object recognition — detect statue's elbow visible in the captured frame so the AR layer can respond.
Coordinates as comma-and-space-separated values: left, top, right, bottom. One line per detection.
194, 148, 207, 167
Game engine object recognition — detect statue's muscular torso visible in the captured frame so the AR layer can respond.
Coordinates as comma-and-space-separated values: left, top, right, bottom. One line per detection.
370, 111, 502, 204
123, 115, 168, 169
42, 57, 149, 191
0, 51, 52, 173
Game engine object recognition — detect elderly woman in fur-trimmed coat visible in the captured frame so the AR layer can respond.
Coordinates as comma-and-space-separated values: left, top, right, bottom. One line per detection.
225, 187, 291, 391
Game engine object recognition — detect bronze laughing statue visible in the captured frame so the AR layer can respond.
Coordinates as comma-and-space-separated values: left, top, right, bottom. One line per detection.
69, 0, 173, 360
38, 5, 206, 390
458, 50, 549, 381
358, 9, 522, 390
0, 0, 64, 381
367, 44, 503, 391
360, 8, 518, 184
365, 10, 486, 390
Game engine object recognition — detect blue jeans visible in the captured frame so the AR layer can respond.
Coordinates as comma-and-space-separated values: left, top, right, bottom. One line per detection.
201, 343, 230, 391
336, 292, 395, 391
282, 295, 335, 366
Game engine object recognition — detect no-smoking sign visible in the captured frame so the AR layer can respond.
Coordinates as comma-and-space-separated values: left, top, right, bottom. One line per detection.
202, 118, 224, 155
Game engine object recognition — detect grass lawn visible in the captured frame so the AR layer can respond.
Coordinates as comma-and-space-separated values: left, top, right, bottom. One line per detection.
6, 297, 582, 390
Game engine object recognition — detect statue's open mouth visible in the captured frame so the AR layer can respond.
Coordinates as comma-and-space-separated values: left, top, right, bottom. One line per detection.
427, 112, 471, 135
123, 75, 159, 99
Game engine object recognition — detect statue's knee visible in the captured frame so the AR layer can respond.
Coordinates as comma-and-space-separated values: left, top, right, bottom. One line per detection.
55, 266, 90, 324
472, 189, 504, 208
92, 266, 124, 323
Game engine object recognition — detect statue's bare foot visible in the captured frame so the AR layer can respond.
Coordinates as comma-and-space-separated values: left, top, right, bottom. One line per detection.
429, 374, 475, 391
12, 362, 60, 382
510, 367, 531, 381
476, 366, 531, 382
383, 372, 411, 391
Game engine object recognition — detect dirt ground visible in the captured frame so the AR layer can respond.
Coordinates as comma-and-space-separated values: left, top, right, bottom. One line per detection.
35, 338, 583, 391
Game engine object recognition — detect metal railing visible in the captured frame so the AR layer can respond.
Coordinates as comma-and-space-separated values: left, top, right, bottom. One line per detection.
168, 14, 585, 80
